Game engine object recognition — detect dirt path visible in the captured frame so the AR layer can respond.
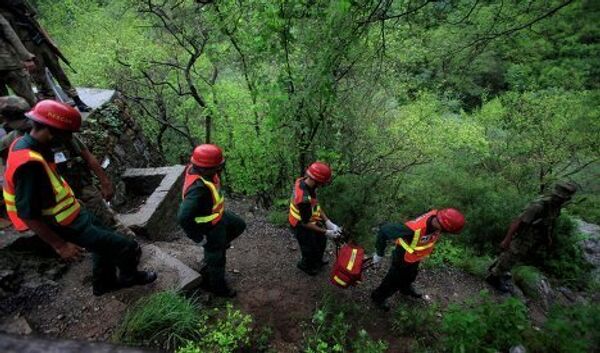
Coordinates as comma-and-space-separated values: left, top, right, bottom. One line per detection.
0, 198, 503, 352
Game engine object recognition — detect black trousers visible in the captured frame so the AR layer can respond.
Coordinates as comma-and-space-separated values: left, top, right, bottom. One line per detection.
371, 256, 420, 302
293, 225, 326, 270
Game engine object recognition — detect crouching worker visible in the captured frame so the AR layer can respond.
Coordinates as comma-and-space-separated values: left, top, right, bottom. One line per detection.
3, 100, 157, 296
370, 208, 465, 311
178, 144, 245, 298
289, 162, 342, 276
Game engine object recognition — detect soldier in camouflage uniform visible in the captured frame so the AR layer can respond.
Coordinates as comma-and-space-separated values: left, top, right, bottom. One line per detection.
0, 95, 134, 237
0, 13, 36, 106
0, 1, 91, 112
486, 182, 578, 293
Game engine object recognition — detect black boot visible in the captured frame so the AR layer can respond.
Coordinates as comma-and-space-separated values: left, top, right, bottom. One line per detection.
370, 291, 390, 312
119, 270, 158, 289
93, 278, 121, 296
400, 284, 422, 298
297, 260, 318, 276
73, 95, 91, 112
486, 274, 511, 294
209, 278, 237, 298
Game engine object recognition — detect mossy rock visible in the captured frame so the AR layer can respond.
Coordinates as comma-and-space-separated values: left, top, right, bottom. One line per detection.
513, 266, 553, 308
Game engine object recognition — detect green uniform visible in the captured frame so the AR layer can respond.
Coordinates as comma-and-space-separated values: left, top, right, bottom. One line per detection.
12, 133, 141, 289
489, 197, 561, 276
371, 221, 429, 303
0, 2, 78, 100
0, 13, 35, 105
178, 174, 246, 293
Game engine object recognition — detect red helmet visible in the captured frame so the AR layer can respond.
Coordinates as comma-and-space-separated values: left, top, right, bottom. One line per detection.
191, 144, 224, 168
437, 208, 465, 233
306, 161, 332, 184
26, 100, 81, 132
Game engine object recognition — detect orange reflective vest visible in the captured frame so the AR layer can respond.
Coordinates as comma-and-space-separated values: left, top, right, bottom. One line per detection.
3, 138, 81, 232
181, 165, 224, 226
289, 178, 322, 227
396, 210, 441, 263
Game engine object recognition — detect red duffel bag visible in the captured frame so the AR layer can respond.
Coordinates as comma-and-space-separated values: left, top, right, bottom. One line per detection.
330, 243, 366, 288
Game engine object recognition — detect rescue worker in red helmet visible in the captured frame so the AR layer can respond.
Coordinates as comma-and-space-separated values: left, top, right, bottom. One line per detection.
289, 161, 342, 276
371, 208, 465, 311
3, 100, 157, 296
177, 144, 246, 297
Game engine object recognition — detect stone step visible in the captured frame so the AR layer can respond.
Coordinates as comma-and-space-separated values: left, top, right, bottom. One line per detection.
137, 244, 202, 292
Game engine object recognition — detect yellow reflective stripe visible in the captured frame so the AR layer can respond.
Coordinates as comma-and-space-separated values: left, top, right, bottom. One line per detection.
396, 238, 415, 253
3, 191, 15, 202
41, 196, 75, 216
194, 213, 220, 224
333, 275, 347, 286
346, 248, 358, 271
55, 203, 80, 223
6, 205, 16, 212
289, 202, 302, 220
410, 229, 421, 248
414, 243, 435, 251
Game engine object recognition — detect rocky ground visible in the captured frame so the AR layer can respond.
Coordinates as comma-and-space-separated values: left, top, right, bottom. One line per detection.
0, 198, 597, 352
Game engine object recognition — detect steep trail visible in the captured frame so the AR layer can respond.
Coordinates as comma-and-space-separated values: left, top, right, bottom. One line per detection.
0, 198, 502, 352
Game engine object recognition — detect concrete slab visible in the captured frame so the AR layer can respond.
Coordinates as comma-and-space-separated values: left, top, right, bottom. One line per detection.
138, 244, 202, 292
76, 87, 116, 110
0, 333, 157, 353
116, 166, 185, 240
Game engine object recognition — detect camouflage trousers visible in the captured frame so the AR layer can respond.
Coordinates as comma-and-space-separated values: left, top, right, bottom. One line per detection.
489, 236, 543, 276
78, 184, 135, 238
0, 68, 36, 106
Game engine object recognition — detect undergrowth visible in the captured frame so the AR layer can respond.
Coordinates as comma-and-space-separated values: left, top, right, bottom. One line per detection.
114, 290, 201, 350
302, 293, 387, 353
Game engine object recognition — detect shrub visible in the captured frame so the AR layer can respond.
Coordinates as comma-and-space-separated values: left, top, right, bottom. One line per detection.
424, 239, 492, 278
441, 291, 530, 353
527, 303, 600, 353
392, 301, 439, 345
177, 304, 254, 353
302, 293, 387, 353
114, 291, 202, 350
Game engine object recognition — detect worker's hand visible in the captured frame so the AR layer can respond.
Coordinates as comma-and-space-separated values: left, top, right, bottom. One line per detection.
325, 229, 341, 240
499, 238, 511, 250
100, 179, 115, 201
55, 242, 84, 263
372, 253, 383, 268
22, 59, 35, 72
325, 220, 341, 233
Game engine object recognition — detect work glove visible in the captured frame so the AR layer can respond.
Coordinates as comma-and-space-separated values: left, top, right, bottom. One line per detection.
325, 229, 341, 240
325, 220, 341, 233
372, 253, 383, 268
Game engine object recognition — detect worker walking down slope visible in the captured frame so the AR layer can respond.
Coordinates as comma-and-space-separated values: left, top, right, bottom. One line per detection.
371, 208, 465, 311
3, 100, 157, 296
289, 161, 342, 276
178, 144, 246, 298
486, 182, 577, 293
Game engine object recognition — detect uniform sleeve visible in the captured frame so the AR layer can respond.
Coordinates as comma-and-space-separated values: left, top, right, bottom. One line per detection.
177, 183, 213, 240
519, 202, 544, 225
14, 163, 49, 219
375, 223, 414, 256
0, 14, 34, 61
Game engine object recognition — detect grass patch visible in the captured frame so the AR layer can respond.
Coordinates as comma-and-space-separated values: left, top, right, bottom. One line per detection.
114, 291, 201, 350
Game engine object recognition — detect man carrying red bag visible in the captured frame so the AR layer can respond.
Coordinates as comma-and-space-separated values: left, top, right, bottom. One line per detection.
370, 208, 465, 311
